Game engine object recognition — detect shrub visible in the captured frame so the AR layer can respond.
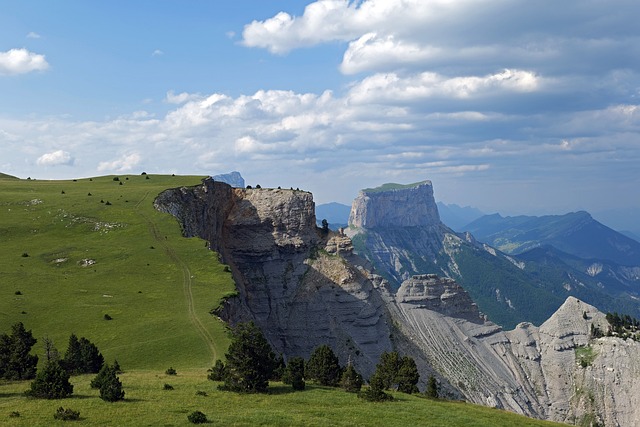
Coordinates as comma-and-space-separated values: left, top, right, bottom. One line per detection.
99, 368, 125, 402
53, 407, 80, 421
163, 383, 174, 390
165, 367, 177, 376
14, 290, 22, 295
21, 252, 29, 257
9, 411, 20, 418
207, 359, 226, 381
358, 372, 393, 402
112, 177, 119, 181
103, 314, 112, 321
195, 390, 207, 396
187, 410, 208, 424
26, 361, 73, 399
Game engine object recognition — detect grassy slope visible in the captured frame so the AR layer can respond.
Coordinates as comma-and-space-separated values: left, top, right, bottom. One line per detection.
0, 371, 564, 427
0, 175, 566, 426
0, 175, 235, 371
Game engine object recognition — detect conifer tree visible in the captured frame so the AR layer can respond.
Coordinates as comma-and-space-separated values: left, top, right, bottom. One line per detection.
26, 361, 73, 399
283, 356, 305, 391
340, 361, 363, 393
99, 368, 125, 402
222, 322, 277, 393
0, 322, 38, 380
305, 345, 342, 386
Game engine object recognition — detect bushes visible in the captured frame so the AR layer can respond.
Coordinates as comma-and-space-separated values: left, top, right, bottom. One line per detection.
26, 361, 73, 399
187, 410, 208, 424
207, 359, 226, 381
53, 407, 80, 421
283, 356, 305, 391
165, 367, 177, 376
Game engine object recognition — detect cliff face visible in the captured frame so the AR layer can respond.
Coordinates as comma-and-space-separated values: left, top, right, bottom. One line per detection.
155, 178, 640, 426
154, 179, 393, 377
349, 181, 441, 228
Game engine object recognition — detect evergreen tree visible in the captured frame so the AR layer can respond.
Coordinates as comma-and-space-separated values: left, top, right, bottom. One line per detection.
376, 351, 401, 390
396, 356, 419, 394
207, 359, 227, 381
340, 362, 363, 393
99, 368, 125, 402
305, 345, 342, 386
91, 363, 115, 389
358, 371, 392, 402
426, 375, 439, 399
26, 361, 73, 399
283, 356, 305, 391
61, 334, 103, 375
222, 322, 277, 393
271, 354, 286, 381
0, 322, 38, 380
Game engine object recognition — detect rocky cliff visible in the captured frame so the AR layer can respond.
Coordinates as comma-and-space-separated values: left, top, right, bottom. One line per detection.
155, 177, 640, 426
349, 181, 440, 228
154, 178, 393, 377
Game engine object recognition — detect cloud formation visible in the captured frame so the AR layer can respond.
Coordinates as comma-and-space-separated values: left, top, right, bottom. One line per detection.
37, 150, 74, 166
0, 48, 49, 75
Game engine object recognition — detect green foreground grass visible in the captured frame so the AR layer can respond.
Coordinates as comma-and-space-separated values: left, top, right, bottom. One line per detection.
0, 370, 564, 427
0, 175, 235, 370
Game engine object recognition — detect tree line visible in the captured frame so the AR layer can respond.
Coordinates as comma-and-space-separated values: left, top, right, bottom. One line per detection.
0, 322, 124, 402
208, 321, 439, 401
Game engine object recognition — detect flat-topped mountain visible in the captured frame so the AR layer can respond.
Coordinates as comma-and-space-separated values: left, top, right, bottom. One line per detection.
349, 181, 440, 228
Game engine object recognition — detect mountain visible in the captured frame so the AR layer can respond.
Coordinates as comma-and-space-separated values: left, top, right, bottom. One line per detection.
212, 171, 245, 188
465, 211, 640, 266
0, 172, 18, 179
315, 202, 351, 229
436, 202, 485, 231
620, 230, 640, 243
157, 180, 640, 426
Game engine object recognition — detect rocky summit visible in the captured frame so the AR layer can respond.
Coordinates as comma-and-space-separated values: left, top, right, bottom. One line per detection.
156, 178, 640, 426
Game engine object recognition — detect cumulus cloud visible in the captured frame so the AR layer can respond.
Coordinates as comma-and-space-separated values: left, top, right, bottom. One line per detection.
0, 48, 49, 75
97, 153, 142, 172
37, 150, 74, 166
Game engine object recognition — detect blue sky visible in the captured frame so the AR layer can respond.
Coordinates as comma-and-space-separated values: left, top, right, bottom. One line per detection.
1, 0, 639, 230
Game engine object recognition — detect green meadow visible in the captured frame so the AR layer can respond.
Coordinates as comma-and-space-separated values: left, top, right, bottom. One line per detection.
0, 174, 234, 370
0, 174, 564, 426
0, 371, 564, 427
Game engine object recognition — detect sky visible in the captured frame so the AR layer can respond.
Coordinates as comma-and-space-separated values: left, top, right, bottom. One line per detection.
1, 0, 639, 229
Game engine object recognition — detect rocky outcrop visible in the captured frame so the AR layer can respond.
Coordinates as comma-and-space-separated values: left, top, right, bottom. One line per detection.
155, 179, 393, 377
156, 178, 640, 426
349, 181, 440, 228
212, 171, 245, 188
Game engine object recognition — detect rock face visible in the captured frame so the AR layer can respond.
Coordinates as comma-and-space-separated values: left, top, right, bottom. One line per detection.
349, 181, 440, 228
212, 171, 245, 188
154, 178, 393, 377
156, 178, 640, 426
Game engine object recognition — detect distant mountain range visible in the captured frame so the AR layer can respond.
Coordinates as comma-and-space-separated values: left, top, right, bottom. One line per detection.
465, 211, 640, 267
315, 202, 351, 229
436, 202, 485, 231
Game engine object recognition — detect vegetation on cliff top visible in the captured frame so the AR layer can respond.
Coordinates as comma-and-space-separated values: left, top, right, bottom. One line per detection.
362, 181, 430, 193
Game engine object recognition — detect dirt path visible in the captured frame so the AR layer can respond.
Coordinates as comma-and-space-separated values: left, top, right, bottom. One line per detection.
136, 192, 219, 362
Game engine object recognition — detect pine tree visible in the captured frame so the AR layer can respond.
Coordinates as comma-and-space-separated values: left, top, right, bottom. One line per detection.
358, 371, 392, 402
26, 361, 73, 399
426, 375, 439, 399
305, 345, 342, 386
61, 334, 103, 375
340, 362, 363, 393
0, 322, 38, 380
396, 356, 419, 394
99, 368, 125, 402
283, 356, 305, 391
376, 351, 401, 390
207, 359, 226, 381
222, 322, 277, 393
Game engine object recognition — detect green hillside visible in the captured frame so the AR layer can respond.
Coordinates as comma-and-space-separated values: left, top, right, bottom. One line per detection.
0, 371, 564, 427
0, 175, 235, 371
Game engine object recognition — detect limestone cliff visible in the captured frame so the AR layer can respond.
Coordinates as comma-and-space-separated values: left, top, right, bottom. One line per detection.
154, 178, 393, 377
155, 178, 640, 426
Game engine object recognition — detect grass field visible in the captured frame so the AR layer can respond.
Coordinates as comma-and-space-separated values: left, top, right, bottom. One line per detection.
0, 370, 565, 427
0, 174, 567, 426
0, 174, 235, 371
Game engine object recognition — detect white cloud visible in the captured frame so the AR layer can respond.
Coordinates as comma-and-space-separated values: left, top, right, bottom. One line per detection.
152, 49, 164, 57
37, 150, 74, 166
97, 153, 142, 172
0, 48, 49, 75
26, 32, 41, 39
165, 90, 201, 105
